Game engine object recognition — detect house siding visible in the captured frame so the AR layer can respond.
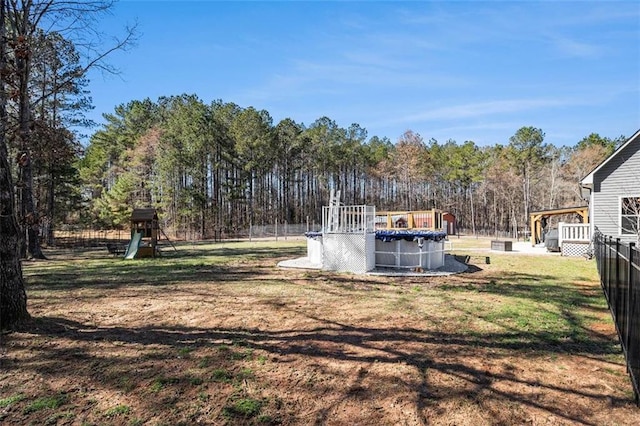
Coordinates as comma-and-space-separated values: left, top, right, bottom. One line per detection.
592, 137, 640, 242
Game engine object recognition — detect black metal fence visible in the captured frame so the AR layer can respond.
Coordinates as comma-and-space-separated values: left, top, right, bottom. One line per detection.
594, 233, 640, 404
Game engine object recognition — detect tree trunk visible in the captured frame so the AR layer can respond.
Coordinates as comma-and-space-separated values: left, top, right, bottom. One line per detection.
13, 6, 46, 260
0, 0, 29, 330
19, 153, 46, 258
46, 164, 55, 245
0, 150, 30, 330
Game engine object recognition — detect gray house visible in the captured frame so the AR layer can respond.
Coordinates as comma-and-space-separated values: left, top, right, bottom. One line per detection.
580, 129, 640, 242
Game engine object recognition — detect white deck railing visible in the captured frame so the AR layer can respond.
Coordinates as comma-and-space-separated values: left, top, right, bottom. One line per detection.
322, 204, 376, 234
558, 222, 590, 247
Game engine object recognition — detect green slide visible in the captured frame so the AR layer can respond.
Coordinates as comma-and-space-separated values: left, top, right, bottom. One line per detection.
124, 232, 143, 259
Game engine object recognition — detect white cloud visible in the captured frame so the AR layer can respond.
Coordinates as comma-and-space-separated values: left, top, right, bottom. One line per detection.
394, 98, 578, 124
548, 35, 602, 58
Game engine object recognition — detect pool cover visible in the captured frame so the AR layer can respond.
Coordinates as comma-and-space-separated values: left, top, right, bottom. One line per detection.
374, 230, 447, 242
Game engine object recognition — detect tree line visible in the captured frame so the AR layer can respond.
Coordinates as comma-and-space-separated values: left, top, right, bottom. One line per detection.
78, 95, 623, 239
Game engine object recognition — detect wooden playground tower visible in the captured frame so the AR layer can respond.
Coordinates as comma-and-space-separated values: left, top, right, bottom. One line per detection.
129, 208, 158, 258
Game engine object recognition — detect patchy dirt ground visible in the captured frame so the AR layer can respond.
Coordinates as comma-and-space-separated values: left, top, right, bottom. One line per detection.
1, 243, 639, 425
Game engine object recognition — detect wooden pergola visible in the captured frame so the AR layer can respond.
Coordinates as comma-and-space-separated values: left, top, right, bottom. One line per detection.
529, 206, 588, 246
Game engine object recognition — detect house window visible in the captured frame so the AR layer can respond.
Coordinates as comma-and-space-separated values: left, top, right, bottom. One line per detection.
621, 196, 640, 235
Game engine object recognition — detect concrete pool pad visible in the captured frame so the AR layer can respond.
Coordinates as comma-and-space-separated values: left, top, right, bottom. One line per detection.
278, 253, 468, 276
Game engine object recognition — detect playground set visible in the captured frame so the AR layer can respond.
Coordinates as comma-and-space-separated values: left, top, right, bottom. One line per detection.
281, 191, 449, 274
113, 208, 175, 259
123, 208, 159, 259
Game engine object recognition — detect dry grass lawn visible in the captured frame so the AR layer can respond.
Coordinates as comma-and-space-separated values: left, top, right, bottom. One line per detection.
0, 237, 638, 425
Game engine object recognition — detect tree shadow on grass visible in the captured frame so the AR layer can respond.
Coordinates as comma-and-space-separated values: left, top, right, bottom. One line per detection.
24, 244, 306, 292
441, 270, 608, 313
8, 314, 631, 426
434, 270, 616, 357
11, 245, 632, 423
160, 244, 306, 260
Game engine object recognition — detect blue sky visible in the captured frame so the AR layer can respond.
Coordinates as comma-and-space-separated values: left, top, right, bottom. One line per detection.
85, 0, 640, 147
